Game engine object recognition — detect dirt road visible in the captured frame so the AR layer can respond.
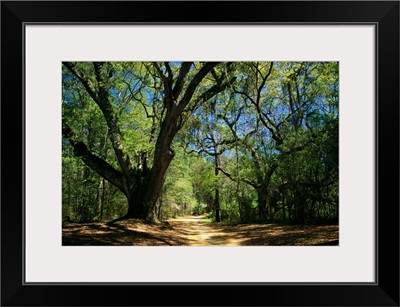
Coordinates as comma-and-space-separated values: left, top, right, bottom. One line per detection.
62, 214, 339, 246
167, 215, 245, 246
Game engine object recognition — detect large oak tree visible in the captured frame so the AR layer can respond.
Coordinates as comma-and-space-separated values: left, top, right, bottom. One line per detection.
62, 62, 235, 222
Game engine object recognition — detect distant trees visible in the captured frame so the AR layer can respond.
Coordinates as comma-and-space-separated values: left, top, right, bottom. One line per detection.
226, 62, 339, 222
62, 61, 338, 224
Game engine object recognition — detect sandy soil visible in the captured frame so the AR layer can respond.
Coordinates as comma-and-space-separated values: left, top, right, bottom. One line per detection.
62, 214, 339, 246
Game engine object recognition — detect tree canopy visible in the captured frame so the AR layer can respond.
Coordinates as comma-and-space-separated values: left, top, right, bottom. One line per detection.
62, 61, 338, 225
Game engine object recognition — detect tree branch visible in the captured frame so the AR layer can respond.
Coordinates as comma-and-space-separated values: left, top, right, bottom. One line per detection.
153, 62, 173, 106
62, 123, 126, 194
63, 62, 98, 102
176, 76, 237, 132
217, 167, 258, 188
66, 62, 134, 179
178, 62, 221, 112
256, 62, 274, 105
172, 62, 192, 99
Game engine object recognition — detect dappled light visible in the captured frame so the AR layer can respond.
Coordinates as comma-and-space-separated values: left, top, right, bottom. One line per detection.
63, 215, 338, 246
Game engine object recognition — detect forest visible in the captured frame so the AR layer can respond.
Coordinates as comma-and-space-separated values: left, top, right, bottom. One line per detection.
62, 61, 339, 245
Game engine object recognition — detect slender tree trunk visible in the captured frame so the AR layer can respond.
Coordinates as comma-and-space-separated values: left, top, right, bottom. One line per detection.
97, 178, 105, 221
157, 193, 163, 221
257, 186, 268, 221
214, 152, 221, 222
214, 188, 221, 222
294, 193, 305, 224
255, 166, 277, 222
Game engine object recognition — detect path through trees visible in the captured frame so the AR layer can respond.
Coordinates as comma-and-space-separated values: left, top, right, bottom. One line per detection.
62, 61, 339, 226
62, 215, 338, 246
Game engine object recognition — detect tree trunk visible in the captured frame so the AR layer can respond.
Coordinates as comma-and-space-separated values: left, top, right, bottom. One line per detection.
257, 186, 268, 221
97, 178, 105, 221
214, 188, 221, 222
294, 193, 305, 224
125, 188, 146, 219
64, 62, 226, 223
214, 152, 221, 222
123, 117, 176, 222
157, 193, 163, 221
255, 165, 277, 222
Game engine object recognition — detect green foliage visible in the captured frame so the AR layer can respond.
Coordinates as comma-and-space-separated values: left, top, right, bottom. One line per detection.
62, 61, 338, 225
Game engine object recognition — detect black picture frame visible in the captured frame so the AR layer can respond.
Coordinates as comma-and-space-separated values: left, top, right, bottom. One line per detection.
1, 1, 399, 306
